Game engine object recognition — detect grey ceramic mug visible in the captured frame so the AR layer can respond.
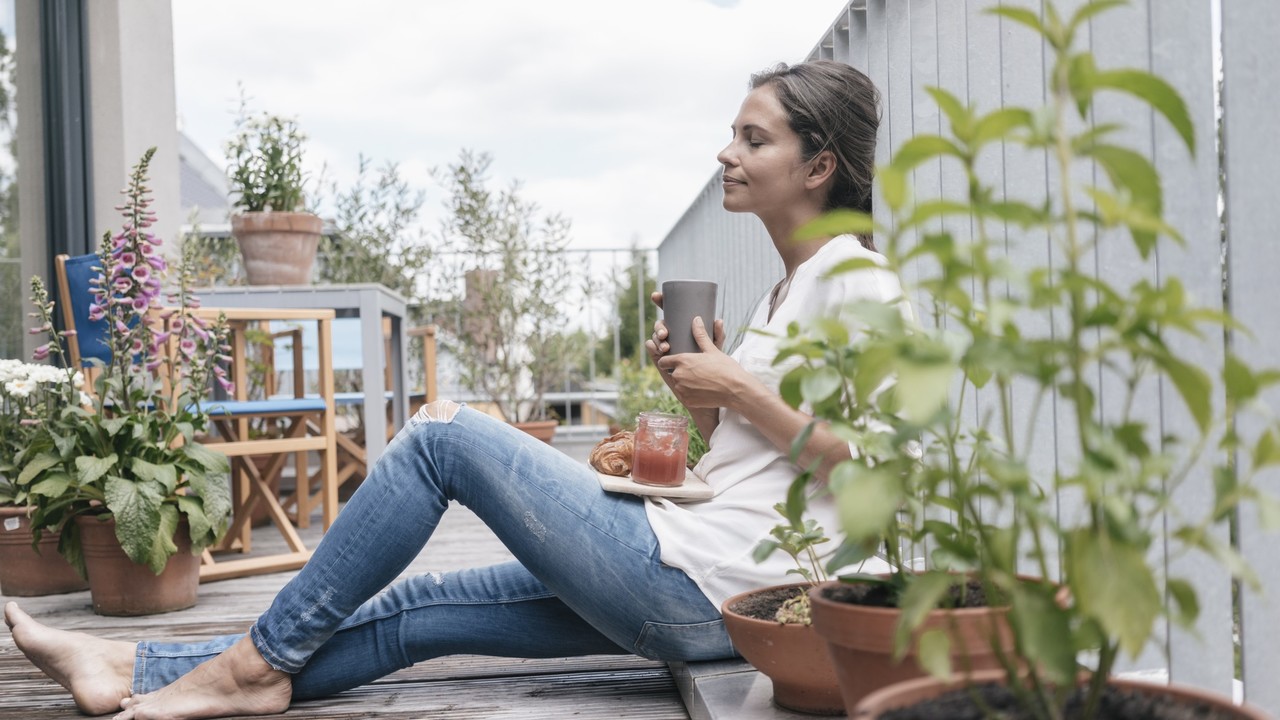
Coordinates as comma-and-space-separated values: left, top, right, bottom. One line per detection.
661, 280, 718, 355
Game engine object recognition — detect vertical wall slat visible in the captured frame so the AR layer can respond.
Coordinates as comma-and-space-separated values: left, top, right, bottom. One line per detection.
1224, 0, 1280, 711
1149, 0, 1233, 695
1088, 0, 1170, 676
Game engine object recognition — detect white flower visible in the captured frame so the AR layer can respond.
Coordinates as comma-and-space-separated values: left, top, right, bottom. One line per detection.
4, 378, 35, 399
27, 364, 65, 384
0, 359, 27, 384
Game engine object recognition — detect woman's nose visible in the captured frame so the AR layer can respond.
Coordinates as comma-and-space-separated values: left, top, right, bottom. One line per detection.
716, 143, 735, 167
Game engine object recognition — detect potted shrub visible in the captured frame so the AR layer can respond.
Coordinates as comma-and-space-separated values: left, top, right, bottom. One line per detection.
226, 101, 322, 285
0, 360, 88, 596
431, 150, 574, 441
24, 149, 235, 616
781, 1, 1279, 717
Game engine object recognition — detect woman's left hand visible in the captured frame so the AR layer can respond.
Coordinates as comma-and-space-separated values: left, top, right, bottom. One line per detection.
653, 317, 751, 411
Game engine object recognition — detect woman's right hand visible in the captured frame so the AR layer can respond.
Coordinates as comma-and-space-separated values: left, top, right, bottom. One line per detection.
646, 291, 671, 358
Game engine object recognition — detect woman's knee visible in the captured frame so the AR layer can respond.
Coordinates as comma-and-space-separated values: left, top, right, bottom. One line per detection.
414, 399, 463, 425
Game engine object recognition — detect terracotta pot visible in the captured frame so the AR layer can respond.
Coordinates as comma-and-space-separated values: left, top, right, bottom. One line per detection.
514, 419, 558, 444
852, 669, 1271, 719
231, 211, 322, 285
809, 579, 1014, 714
0, 506, 88, 597
76, 514, 200, 616
722, 583, 844, 715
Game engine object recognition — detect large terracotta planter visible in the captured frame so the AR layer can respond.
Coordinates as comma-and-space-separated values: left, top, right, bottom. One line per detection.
809, 580, 1014, 714
514, 420, 558, 444
231, 211, 322, 285
852, 669, 1271, 719
0, 506, 88, 597
76, 514, 199, 616
722, 583, 844, 715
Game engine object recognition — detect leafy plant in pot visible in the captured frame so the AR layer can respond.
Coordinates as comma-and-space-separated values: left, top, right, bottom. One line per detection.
721, 500, 848, 715
25, 149, 235, 616
431, 150, 574, 440
0, 360, 88, 596
226, 98, 322, 286
782, 1, 1280, 718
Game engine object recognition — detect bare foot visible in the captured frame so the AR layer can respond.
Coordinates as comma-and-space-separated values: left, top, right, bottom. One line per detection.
113, 634, 291, 720
4, 601, 135, 715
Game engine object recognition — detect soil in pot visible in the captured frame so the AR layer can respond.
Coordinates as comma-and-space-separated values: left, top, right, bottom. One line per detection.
723, 583, 844, 715
0, 507, 88, 597
864, 677, 1265, 720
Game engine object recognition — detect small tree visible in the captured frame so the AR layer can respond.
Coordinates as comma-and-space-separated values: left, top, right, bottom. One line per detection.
432, 150, 573, 423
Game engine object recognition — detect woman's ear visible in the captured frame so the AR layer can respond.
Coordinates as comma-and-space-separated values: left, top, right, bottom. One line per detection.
805, 149, 837, 191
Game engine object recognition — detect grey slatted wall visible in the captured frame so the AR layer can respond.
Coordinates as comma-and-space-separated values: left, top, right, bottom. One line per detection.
659, 0, 1269, 709
1223, 0, 1280, 711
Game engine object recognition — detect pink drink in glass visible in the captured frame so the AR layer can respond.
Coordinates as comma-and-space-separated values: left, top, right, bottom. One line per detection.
631, 412, 689, 487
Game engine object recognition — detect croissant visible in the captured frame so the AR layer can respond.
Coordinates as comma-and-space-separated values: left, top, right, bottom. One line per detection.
589, 430, 634, 477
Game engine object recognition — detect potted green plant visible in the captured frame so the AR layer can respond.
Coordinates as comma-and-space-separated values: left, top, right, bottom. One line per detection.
720, 498, 845, 715
780, 1, 1279, 717
0, 360, 88, 596
23, 148, 235, 616
432, 150, 574, 440
226, 99, 322, 285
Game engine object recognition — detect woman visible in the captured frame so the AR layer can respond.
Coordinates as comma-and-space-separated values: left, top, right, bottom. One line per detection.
4, 59, 903, 720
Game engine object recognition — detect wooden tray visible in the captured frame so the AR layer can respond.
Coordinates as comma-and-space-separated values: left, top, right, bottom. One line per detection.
594, 468, 713, 500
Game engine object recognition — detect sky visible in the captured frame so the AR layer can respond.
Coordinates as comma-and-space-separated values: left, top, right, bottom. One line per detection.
171, 0, 852, 253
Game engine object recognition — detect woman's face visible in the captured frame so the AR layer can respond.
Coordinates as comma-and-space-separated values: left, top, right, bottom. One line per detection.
716, 84, 811, 217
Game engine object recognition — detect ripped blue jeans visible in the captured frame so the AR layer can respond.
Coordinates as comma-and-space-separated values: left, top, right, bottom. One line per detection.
133, 404, 734, 700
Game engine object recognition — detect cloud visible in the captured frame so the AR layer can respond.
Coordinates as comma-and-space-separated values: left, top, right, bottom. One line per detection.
173, 0, 851, 249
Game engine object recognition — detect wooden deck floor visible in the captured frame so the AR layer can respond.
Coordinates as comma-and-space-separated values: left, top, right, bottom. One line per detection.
1, 501, 690, 719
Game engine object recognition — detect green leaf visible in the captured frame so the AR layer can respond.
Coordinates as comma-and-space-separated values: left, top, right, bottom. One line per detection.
1253, 431, 1280, 469
76, 454, 119, 486
891, 135, 965, 172
836, 466, 903, 545
896, 358, 955, 424
795, 209, 877, 241
894, 572, 954, 659
1087, 144, 1162, 216
131, 459, 179, 495
182, 443, 232, 474
175, 494, 213, 545
1093, 69, 1195, 155
972, 108, 1033, 147
1166, 578, 1200, 628
916, 629, 952, 680
880, 165, 908, 211
924, 87, 971, 142
100, 416, 129, 436
1068, 530, 1161, 659
1069, 0, 1129, 38
790, 422, 817, 466
1154, 353, 1212, 432
1224, 353, 1259, 404
104, 475, 169, 573
987, 6, 1046, 38
801, 367, 843, 406
28, 472, 72, 499
1010, 583, 1075, 685
1069, 53, 1098, 117
17, 454, 62, 486
184, 464, 232, 535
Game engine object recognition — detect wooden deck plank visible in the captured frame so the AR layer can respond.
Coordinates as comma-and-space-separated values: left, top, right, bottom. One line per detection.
1, 501, 688, 719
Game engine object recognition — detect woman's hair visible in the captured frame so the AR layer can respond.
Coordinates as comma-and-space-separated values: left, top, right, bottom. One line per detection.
751, 60, 880, 251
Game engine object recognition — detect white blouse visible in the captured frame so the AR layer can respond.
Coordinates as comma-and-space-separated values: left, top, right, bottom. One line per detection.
644, 235, 907, 608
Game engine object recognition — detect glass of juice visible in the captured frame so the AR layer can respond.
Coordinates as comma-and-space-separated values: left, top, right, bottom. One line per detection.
631, 412, 689, 487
